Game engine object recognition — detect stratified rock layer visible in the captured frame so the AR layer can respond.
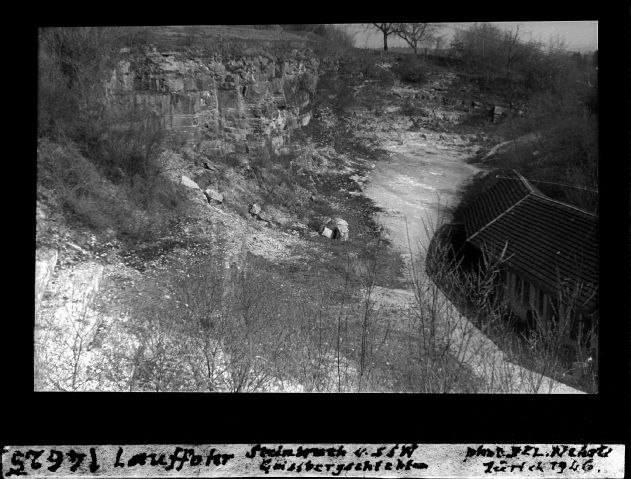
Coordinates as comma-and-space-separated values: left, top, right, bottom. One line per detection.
105, 47, 319, 155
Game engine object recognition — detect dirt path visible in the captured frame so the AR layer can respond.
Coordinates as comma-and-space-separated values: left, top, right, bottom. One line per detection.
364, 133, 480, 262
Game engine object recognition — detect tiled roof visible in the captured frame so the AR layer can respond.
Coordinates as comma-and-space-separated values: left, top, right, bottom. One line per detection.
463, 172, 598, 312
462, 172, 540, 236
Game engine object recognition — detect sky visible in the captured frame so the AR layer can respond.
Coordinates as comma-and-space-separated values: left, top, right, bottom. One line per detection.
342, 22, 598, 53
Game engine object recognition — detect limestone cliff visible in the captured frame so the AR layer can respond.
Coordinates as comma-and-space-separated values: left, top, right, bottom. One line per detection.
105, 45, 319, 156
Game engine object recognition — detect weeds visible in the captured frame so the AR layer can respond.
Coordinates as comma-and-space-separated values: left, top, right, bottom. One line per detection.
36, 236, 401, 392
37, 208, 593, 393
37, 135, 189, 244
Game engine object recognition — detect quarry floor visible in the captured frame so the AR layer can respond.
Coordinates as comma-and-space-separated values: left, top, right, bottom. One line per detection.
35, 67, 583, 393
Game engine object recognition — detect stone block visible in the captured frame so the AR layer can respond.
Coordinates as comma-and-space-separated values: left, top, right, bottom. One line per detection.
181, 175, 201, 190
320, 227, 333, 239
204, 188, 224, 204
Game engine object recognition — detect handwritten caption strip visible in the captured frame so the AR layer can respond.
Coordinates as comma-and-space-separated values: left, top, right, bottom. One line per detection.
1, 444, 625, 477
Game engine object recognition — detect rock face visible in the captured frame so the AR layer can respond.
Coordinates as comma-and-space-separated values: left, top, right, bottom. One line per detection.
105, 47, 319, 156
35, 261, 105, 391
35, 249, 58, 317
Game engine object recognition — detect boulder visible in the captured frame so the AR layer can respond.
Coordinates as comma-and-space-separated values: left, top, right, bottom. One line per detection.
320, 218, 349, 241
181, 175, 201, 191
248, 203, 264, 221
202, 159, 218, 171
333, 218, 348, 229
489, 105, 506, 123
204, 188, 224, 204
333, 218, 349, 241
249, 203, 261, 216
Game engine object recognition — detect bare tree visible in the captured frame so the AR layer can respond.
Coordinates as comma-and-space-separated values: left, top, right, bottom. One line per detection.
504, 25, 522, 80
371, 23, 400, 51
394, 23, 436, 56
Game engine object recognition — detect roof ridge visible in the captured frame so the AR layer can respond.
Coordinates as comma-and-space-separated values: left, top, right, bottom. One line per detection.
511, 169, 541, 195
467, 193, 531, 242
509, 169, 597, 217
529, 192, 598, 218
463, 173, 529, 239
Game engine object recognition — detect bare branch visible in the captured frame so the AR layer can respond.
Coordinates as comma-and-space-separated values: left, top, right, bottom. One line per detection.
394, 23, 437, 55
370, 23, 401, 51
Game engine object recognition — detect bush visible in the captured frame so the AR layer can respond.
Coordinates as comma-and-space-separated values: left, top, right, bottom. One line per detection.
38, 138, 188, 242
308, 25, 356, 60
362, 61, 395, 84
392, 55, 428, 84
478, 89, 598, 212
93, 118, 167, 181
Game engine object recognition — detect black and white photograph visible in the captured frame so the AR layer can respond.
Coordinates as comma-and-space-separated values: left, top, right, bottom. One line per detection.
34, 22, 602, 394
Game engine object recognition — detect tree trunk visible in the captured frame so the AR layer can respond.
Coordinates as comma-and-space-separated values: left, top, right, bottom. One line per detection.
383, 31, 388, 51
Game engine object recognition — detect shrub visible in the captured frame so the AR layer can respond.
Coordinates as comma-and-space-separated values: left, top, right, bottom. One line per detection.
309, 25, 356, 60
95, 119, 167, 180
362, 61, 395, 84
38, 137, 188, 243
38, 138, 103, 199
392, 55, 428, 84
477, 89, 598, 212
